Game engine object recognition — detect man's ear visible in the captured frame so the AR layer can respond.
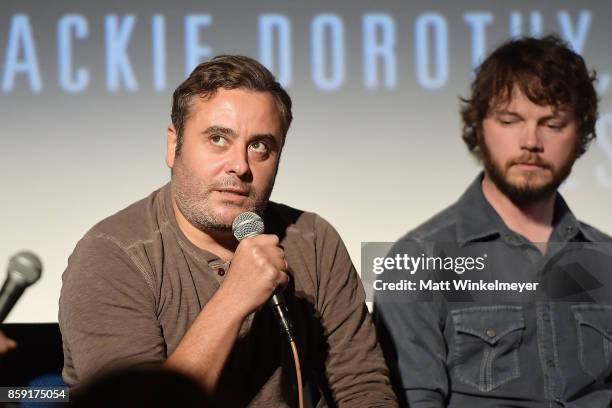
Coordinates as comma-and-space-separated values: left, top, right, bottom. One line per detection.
166, 124, 178, 169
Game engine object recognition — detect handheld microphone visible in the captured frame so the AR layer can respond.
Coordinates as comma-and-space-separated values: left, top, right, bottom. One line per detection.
0, 251, 42, 322
232, 212, 295, 342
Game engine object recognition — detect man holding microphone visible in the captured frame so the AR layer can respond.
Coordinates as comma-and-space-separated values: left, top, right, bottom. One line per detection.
59, 55, 396, 407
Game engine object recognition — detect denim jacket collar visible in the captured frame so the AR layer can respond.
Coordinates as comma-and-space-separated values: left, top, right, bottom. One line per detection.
455, 172, 595, 245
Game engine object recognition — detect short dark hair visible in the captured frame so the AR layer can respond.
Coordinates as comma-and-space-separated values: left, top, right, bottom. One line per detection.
460, 35, 598, 159
171, 55, 293, 154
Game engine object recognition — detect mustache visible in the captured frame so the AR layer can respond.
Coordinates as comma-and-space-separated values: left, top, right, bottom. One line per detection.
507, 154, 553, 170
210, 178, 252, 194
208, 177, 270, 212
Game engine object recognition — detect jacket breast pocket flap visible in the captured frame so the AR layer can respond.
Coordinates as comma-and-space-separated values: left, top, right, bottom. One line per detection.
451, 306, 525, 392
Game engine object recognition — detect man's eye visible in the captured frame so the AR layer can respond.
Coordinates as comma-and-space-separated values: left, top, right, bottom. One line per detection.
547, 122, 565, 130
498, 118, 516, 125
249, 141, 269, 153
210, 135, 227, 146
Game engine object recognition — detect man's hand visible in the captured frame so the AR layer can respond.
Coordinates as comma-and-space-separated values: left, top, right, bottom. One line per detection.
217, 234, 289, 318
0, 331, 17, 356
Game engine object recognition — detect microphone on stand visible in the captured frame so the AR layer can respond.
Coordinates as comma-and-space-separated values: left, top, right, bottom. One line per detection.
232, 212, 295, 342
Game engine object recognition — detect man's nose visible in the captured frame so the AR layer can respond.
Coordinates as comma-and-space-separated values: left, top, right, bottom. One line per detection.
225, 146, 250, 178
520, 123, 544, 152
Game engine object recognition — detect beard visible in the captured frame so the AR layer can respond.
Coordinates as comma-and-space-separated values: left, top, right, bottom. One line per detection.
171, 159, 272, 232
480, 139, 578, 206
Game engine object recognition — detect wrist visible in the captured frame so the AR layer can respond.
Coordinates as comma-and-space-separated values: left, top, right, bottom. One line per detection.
208, 285, 253, 323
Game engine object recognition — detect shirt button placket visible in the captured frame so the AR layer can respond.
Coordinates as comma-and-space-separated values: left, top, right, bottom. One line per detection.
537, 303, 560, 403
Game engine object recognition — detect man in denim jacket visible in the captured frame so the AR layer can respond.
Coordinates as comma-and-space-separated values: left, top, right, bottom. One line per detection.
374, 36, 612, 407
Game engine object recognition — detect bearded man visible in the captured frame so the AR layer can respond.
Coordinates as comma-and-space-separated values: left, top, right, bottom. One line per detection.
374, 36, 612, 407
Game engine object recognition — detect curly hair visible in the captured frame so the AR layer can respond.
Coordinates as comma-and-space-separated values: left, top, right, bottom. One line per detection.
460, 35, 598, 160
171, 55, 292, 155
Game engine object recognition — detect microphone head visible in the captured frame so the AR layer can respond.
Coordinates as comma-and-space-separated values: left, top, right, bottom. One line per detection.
8, 251, 42, 286
232, 212, 265, 241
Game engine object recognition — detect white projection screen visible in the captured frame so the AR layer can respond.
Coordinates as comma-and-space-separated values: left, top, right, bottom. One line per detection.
1, 1, 611, 322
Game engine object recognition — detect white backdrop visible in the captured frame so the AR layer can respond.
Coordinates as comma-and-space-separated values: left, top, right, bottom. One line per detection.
1, 1, 611, 322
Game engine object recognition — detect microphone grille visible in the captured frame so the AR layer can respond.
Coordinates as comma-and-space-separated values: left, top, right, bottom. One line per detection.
8, 251, 42, 286
232, 212, 265, 241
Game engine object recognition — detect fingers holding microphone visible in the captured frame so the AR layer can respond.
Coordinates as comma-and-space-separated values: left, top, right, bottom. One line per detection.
243, 234, 289, 292
219, 234, 289, 317
230, 212, 295, 343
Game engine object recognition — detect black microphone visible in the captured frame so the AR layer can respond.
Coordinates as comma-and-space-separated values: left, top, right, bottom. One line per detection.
0, 251, 42, 323
232, 212, 295, 342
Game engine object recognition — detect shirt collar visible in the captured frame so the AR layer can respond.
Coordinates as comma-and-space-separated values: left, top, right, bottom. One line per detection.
550, 193, 597, 242
455, 173, 506, 245
455, 172, 595, 245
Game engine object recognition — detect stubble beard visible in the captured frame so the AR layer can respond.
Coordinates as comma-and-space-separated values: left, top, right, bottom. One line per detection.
171, 159, 272, 232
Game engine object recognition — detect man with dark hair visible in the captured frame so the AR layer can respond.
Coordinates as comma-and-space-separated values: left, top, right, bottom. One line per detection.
374, 36, 612, 407
60, 55, 396, 407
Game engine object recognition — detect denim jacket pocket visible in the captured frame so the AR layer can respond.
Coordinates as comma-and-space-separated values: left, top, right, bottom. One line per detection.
451, 305, 525, 392
571, 304, 612, 381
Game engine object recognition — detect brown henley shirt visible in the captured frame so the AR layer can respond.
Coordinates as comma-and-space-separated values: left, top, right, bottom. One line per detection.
59, 184, 397, 407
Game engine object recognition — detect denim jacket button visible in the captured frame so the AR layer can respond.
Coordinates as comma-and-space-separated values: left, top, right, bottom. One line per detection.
486, 329, 496, 338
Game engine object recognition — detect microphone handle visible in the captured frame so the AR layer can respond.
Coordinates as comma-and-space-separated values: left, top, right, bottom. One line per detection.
0, 278, 26, 323
269, 293, 294, 343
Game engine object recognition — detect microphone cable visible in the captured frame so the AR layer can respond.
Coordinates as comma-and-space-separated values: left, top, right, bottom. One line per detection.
232, 212, 303, 408
290, 340, 304, 408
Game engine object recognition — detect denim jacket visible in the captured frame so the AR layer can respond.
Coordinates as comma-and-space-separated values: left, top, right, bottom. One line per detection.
373, 174, 612, 408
